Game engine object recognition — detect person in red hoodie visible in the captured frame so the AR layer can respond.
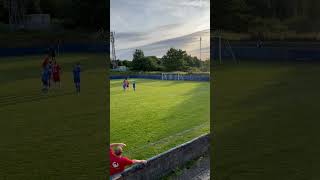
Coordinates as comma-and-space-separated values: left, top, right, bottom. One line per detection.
110, 143, 147, 177
52, 60, 61, 88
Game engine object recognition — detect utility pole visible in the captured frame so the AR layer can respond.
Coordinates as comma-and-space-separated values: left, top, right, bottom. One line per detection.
200, 36, 202, 61
110, 31, 117, 69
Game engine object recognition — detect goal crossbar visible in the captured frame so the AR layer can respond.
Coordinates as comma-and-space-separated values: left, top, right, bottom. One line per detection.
161, 73, 185, 81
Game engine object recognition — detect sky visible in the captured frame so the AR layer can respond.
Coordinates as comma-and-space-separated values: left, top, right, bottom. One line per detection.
110, 0, 210, 60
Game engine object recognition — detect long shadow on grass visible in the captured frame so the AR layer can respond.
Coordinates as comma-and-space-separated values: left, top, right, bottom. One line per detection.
0, 90, 78, 108
213, 63, 319, 180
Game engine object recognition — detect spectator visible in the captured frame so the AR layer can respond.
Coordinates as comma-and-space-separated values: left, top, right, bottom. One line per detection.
110, 143, 147, 177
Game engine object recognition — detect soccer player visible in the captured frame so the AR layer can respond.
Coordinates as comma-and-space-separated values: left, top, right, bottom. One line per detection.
42, 55, 49, 69
132, 81, 136, 91
110, 143, 147, 176
73, 62, 81, 93
126, 80, 130, 90
41, 65, 50, 93
52, 60, 61, 88
47, 61, 53, 88
123, 78, 129, 91
123, 79, 126, 91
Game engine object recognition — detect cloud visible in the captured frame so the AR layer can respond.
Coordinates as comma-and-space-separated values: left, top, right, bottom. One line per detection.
116, 29, 210, 61
110, 0, 210, 60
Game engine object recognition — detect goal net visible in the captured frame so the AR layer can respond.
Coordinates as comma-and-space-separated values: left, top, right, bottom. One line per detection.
161, 73, 184, 80
213, 30, 238, 64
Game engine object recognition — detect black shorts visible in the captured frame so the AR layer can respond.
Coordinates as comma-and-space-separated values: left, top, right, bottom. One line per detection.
74, 77, 80, 83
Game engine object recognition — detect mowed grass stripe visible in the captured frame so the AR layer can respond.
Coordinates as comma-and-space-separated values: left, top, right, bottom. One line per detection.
213, 62, 320, 180
111, 79, 209, 160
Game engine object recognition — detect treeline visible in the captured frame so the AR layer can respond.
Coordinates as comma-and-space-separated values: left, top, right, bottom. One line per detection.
0, 0, 107, 31
113, 48, 210, 72
214, 0, 320, 33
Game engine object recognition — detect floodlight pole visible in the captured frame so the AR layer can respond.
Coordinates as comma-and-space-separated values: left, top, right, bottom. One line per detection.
219, 34, 222, 64
110, 31, 117, 69
200, 37, 202, 61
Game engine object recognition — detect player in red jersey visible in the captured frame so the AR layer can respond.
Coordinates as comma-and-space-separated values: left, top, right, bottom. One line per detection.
42, 55, 50, 69
52, 60, 61, 88
110, 143, 147, 176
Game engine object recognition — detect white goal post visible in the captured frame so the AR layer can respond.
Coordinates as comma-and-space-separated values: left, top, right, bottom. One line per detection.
213, 29, 238, 64
161, 73, 185, 80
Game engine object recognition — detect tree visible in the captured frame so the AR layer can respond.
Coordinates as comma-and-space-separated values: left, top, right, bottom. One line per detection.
116, 60, 122, 66
184, 55, 201, 68
122, 60, 132, 68
132, 49, 145, 71
162, 48, 186, 71
0, 1, 8, 23
143, 56, 159, 71
131, 49, 161, 71
214, 0, 320, 33
69, 0, 107, 30
25, 0, 41, 14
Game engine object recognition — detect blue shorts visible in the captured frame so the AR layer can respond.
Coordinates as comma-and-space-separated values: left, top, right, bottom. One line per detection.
42, 78, 48, 86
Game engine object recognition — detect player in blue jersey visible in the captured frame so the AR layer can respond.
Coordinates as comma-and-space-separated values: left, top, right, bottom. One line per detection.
123, 79, 126, 91
47, 61, 53, 88
41, 65, 50, 93
132, 81, 136, 91
73, 62, 81, 93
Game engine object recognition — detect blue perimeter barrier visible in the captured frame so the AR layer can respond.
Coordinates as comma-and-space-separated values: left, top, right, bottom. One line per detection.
0, 43, 107, 57
213, 47, 320, 61
212, 38, 320, 61
110, 74, 209, 82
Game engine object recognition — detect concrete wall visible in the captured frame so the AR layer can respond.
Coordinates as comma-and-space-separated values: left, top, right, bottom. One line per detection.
112, 134, 210, 180
110, 74, 210, 82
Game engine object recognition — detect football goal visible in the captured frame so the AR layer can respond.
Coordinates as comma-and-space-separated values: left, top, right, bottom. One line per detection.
213, 30, 238, 64
161, 73, 185, 80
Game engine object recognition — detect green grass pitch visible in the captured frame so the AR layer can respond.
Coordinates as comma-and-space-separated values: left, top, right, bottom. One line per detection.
0, 54, 107, 179
110, 79, 210, 160
213, 61, 320, 180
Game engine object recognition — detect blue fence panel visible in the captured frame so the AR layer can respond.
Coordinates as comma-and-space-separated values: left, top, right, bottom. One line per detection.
110, 75, 209, 82
288, 48, 320, 61
0, 43, 107, 57
213, 40, 320, 61
0, 46, 47, 56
